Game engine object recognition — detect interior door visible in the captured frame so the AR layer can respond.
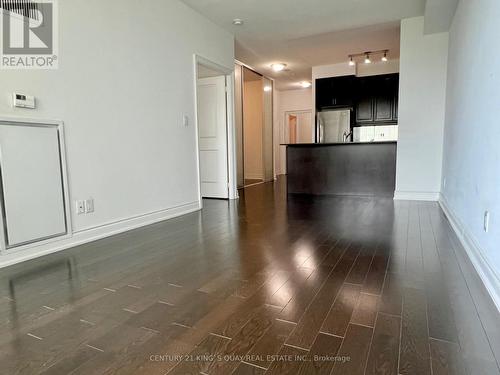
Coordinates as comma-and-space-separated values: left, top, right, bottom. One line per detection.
197, 76, 229, 199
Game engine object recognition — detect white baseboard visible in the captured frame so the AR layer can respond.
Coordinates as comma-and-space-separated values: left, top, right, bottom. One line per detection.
393, 190, 440, 201
0, 200, 201, 269
439, 195, 500, 312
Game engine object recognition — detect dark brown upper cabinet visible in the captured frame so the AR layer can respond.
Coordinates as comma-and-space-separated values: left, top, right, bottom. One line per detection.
375, 95, 393, 121
356, 97, 374, 122
315, 75, 355, 109
316, 73, 399, 126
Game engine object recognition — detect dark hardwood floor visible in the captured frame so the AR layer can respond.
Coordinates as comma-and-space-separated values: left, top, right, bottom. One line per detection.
0, 178, 498, 374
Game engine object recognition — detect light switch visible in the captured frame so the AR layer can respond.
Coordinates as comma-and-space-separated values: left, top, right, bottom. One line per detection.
183, 114, 189, 127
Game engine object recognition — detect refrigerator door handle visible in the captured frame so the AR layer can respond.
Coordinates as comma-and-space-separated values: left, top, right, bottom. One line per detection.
317, 117, 323, 143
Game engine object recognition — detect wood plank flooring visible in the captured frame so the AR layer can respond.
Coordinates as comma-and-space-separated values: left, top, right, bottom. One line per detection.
0, 177, 498, 374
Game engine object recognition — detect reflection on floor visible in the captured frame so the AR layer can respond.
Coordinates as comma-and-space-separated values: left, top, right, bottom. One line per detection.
244, 179, 263, 186
0, 177, 499, 374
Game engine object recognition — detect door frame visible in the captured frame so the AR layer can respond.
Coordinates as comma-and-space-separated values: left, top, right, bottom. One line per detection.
193, 55, 237, 206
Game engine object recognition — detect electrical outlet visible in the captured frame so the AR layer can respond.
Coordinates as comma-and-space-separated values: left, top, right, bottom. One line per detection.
484, 211, 490, 233
76, 200, 85, 215
85, 198, 94, 213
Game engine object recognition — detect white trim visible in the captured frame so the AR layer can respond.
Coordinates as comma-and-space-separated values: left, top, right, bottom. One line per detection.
0, 200, 201, 268
393, 190, 440, 201
226, 72, 238, 200
439, 195, 500, 312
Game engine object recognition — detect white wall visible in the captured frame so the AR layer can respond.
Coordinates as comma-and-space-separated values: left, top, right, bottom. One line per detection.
0, 0, 234, 266
441, 0, 500, 308
394, 17, 449, 200
356, 59, 400, 77
276, 88, 313, 175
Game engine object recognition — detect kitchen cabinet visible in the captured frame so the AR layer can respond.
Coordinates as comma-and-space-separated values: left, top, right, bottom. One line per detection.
393, 94, 399, 120
374, 95, 393, 121
316, 75, 355, 108
354, 74, 398, 125
356, 97, 374, 122
316, 73, 399, 126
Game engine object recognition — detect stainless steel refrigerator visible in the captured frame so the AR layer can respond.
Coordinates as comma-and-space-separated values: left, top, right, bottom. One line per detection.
316, 109, 351, 143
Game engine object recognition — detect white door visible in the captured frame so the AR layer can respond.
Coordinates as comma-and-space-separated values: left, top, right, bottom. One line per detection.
197, 76, 229, 199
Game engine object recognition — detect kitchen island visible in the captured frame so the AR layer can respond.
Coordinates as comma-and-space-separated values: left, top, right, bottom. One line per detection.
284, 141, 397, 197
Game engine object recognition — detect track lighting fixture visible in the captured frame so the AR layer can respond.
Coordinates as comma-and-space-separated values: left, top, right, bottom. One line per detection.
348, 50, 389, 66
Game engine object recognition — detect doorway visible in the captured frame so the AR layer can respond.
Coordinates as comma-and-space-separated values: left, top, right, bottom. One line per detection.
234, 64, 274, 189
195, 58, 234, 200
279, 110, 313, 174
285, 111, 313, 144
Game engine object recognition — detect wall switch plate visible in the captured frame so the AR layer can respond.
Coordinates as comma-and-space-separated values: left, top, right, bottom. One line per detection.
85, 198, 94, 213
183, 114, 189, 127
484, 211, 490, 233
76, 200, 85, 215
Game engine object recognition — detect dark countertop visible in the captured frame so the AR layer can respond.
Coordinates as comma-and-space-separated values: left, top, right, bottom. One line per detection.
281, 141, 397, 147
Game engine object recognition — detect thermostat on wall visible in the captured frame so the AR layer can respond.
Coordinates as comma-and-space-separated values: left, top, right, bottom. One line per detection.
12, 93, 36, 109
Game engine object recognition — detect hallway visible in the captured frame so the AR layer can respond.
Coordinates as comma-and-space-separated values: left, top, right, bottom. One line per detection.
0, 179, 498, 374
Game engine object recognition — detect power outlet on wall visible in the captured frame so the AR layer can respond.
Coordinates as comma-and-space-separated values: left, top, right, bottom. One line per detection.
76, 200, 85, 215
76, 198, 95, 215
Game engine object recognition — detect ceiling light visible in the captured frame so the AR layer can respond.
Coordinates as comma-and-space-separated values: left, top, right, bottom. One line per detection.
263, 85, 272, 92
348, 56, 355, 66
232, 18, 244, 25
299, 81, 311, 88
381, 51, 388, 62
364, 53, 371, 64
271, 63, 287, 72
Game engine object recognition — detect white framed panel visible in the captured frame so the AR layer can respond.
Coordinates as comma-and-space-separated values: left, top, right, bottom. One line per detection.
0, 117, 72, 254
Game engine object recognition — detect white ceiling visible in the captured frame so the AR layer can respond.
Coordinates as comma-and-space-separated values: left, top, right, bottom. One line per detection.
424, 0, 458, 34
181, 0, 426, 90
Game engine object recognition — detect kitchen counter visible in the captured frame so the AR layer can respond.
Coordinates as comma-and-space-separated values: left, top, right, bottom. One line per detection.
281, 141, 397, 147
285, 141, 397, 197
